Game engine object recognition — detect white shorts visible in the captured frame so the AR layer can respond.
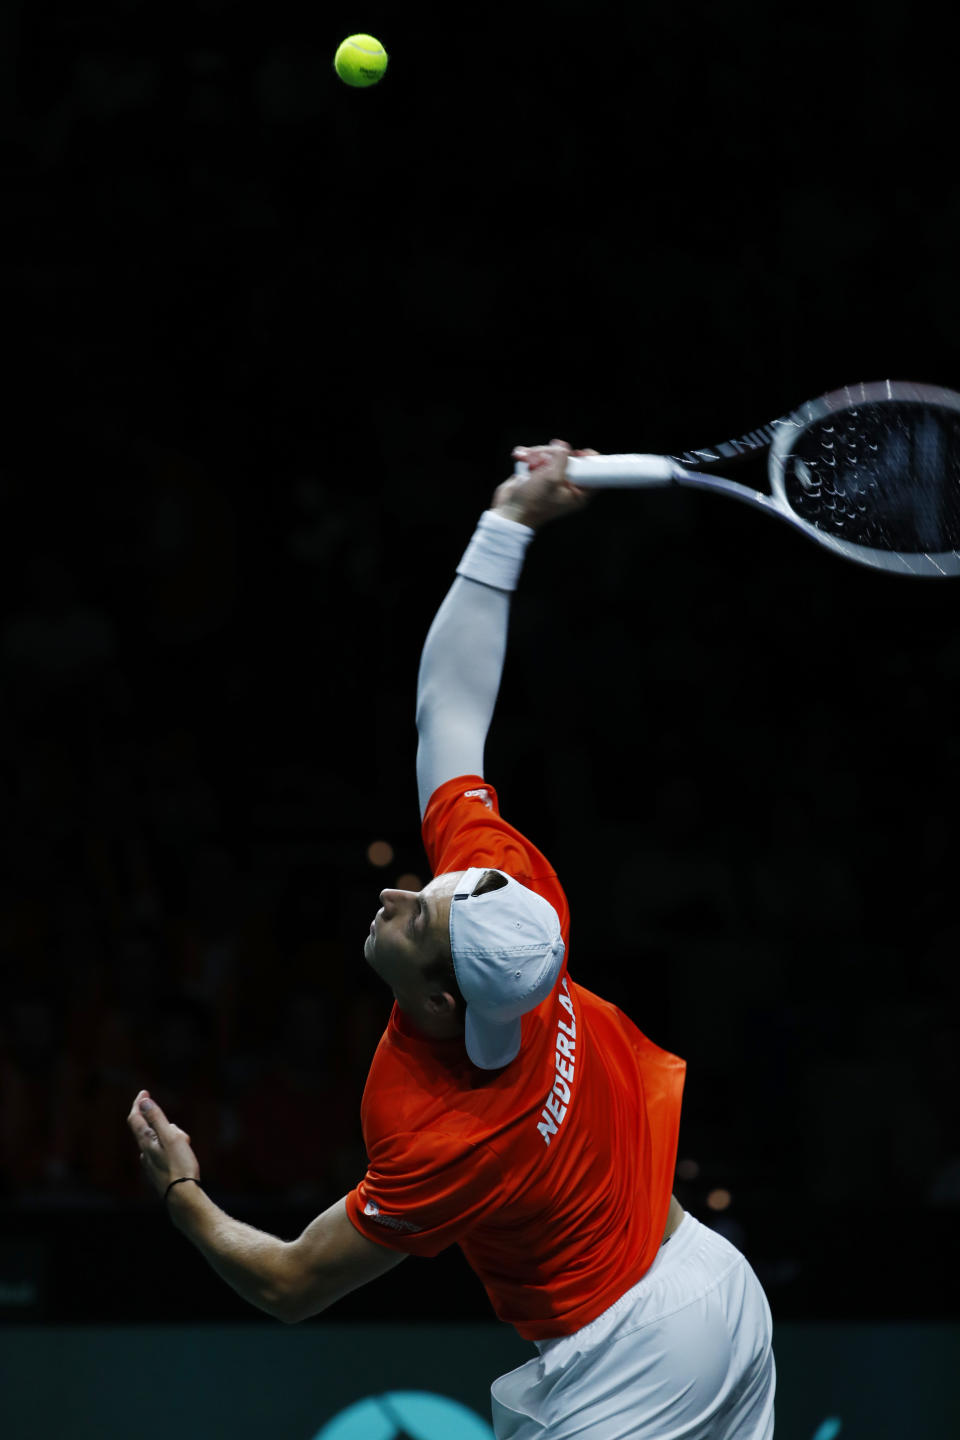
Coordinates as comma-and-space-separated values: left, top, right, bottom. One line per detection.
490, 1212, 775, 1439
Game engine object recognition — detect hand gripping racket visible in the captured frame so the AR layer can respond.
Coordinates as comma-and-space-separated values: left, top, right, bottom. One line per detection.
513, 380, 960, 578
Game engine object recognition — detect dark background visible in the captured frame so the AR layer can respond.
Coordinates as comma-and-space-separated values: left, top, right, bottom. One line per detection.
1, 0, 958, 1328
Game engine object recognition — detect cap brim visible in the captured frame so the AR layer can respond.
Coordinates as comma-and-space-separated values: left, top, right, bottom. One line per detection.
464, 1010, 522, 1071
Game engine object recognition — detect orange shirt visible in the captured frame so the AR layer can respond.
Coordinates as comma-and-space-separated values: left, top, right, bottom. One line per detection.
344, 776, 686, 1340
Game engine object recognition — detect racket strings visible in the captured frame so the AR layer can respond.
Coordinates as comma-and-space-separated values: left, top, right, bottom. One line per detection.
782, 402, 960, 554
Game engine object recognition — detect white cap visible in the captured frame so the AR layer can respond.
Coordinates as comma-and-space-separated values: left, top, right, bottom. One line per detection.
448, 868, 565, 1070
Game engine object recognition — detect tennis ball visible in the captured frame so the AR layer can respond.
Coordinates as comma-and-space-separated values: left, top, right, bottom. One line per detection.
334, 34, 388, 88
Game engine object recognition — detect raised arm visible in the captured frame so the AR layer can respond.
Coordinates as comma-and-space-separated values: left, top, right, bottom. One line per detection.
415, 440, 592, 818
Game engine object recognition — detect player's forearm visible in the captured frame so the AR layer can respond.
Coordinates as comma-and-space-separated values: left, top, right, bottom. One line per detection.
415, 511, 534, 813
166, 1182, 293, 1322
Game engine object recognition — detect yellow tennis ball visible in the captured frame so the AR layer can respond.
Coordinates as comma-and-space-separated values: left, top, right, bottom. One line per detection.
334, 34, 388, 88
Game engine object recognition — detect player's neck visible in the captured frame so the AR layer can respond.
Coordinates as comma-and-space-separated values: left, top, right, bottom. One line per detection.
398, 1001, 464, 1043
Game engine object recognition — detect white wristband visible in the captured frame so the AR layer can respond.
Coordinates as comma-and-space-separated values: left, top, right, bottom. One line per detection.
455, 510, 535, 592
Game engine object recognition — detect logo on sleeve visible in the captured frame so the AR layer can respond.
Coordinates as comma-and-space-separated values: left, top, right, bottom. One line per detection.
363, 1199, 421, 1233
464, 788, 493, 810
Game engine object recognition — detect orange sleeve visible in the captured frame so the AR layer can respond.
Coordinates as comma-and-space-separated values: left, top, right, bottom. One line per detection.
422, 776, 562, 889
344, 1130, 505, 1257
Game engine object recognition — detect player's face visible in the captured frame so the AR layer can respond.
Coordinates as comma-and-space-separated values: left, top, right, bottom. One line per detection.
363, 871, 463, 1013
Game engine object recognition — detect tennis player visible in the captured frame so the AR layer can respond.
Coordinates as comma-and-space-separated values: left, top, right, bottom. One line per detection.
128, 441, 775, 1437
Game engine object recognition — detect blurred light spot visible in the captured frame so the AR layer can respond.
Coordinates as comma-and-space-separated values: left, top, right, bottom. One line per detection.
676, 1158, 700, 1181
395, 872, 422, 891
367, 841, 394, 868
810, 1420, 842, 1440
706, 1188, 732, 1211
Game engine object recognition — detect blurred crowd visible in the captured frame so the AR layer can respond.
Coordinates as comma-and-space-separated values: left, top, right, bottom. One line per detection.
0, 457, 395, 1215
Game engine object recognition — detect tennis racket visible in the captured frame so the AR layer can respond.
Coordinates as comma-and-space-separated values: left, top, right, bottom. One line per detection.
513, 380, 960, 578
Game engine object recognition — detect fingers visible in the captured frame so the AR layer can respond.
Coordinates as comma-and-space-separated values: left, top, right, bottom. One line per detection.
127, 1089, 173, 1148
512, 441, 584, 474
139, 1096, 172, 1140
512, 439, 572, 458
511, 443, 570, 482
127, 1089, 152, 1141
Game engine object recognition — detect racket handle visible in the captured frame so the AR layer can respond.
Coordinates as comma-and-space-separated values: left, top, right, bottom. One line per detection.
513, 454, 677, 488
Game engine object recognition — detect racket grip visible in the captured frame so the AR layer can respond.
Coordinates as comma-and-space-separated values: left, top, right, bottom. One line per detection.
513, 454, 677, 488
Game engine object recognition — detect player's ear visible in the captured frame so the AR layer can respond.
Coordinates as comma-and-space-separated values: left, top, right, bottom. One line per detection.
424, 991, 458, 1018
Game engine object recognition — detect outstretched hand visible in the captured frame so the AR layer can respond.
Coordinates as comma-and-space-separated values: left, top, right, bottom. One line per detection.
491, 439, 597, 530
127, 1089, 201, 1201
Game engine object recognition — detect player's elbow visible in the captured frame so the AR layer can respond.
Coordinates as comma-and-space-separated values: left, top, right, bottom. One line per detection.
273, 1281, 330, 1325
261, 1287, 301, 1325
271, 1287, 301, 1324
414, 683, 440, 737
416, 678, 470, 735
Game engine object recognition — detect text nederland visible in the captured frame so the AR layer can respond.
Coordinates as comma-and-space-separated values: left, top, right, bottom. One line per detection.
538, 975, 576, 1145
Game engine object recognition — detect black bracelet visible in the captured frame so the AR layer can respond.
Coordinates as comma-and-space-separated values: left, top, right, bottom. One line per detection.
164, 1176, 201, 1204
